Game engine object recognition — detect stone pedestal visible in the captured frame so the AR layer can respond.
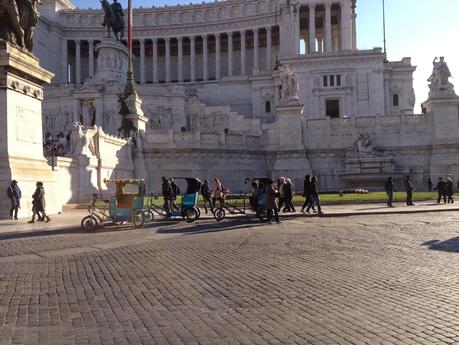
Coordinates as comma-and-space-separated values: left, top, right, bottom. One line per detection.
422, 96, 459, 141
92, 37, 128, 85
0, 40, 62, 218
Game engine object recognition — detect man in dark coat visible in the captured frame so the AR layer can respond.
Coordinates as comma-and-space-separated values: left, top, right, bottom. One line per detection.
169, 177, 181, 210
265, 179, 280, 223
427, 178, 433, 192
283, 178, 295, 212
404, 176, 415, 206
162, 177, 173, 217
446, 178, 454, 203
7, 180, 21, 220
28, 182, 50, 223
434, 177, 447, 204
385, 177, 394, 207
200, 180, 213, 214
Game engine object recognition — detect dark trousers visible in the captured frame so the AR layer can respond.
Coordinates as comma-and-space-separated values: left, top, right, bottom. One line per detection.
267, 208, 279, 222
306, 195, 322, 213
406, 191, 413, 205
437, 193, 446, 204
386, 191, 393, 207
203, 197, 213, 213
283, 197, 295, 212
9, 203, 18, 219
302, 195, 315, 211
447, 195, 454, 203
277, 197, 285, 212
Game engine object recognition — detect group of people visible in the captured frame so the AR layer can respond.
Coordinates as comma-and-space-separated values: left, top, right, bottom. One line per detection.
385, 176, 455, 207
6, 180, 50, 222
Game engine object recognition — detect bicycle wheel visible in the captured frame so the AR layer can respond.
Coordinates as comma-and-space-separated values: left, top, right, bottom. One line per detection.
183, 207, 198, 223
195, 207, 201, 219
132, 210, 145, 228
81, 215, 98, 231
214, 208, 225, 222
144, 209, 155, 223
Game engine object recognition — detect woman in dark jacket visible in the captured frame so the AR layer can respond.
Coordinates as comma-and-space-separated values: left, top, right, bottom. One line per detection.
306, 176, 323, 215
28, 182, 50, 223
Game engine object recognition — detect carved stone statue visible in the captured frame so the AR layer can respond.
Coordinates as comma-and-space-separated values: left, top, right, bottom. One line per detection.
349, 133, 376, 158
0, 0, 41, 51
279, 64, 299, 102
100, 0, 124, 41
428, 56, 456, 98
69, 122, 84, 154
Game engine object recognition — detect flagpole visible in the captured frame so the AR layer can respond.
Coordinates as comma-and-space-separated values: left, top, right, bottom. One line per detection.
382, 0, 387, 62
126, 0, 135, 94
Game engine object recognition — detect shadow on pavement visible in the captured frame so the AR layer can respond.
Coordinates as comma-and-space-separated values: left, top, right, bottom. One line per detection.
422, 238, 459, 252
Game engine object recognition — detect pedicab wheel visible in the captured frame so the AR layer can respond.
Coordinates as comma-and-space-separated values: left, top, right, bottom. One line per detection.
143, 209, 155, 223
132, 210, 145, 228
183, 207, 198, 223
214, 208, 225, 222
195, 207, 201, 219
258, 209, 268, 222
81, 215, 98, 231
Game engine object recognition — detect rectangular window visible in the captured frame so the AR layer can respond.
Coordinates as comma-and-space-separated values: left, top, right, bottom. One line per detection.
323, 76, 328, 87
393, 94, 399, 107
265, 101, 271, 113
326, 99, 340, 118
337, 75, 341, 86
330, 75, 335, 87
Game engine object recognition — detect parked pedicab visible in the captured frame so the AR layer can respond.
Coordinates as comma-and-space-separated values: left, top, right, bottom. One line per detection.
213, 177, 268, 221
81, 178, 147, 231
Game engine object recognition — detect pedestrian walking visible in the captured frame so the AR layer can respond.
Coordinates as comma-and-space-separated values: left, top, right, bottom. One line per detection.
300, 174, 315, 213
283, 178, 296, 212
446, 178, 454, 203
404, 176, 415, 206
201, 180, 213, 214
277, 177, 286, 212
28, 182, 50, 223
265, 178, 280, 224
7, 180, 21, 220
434, 177, 447, 204
213, 177, 224, 208
427, 177, 433, 192
161, 176, 173, 217
385, 176, 394, 207
306, 176, 324, 215
169, 177, 181, 210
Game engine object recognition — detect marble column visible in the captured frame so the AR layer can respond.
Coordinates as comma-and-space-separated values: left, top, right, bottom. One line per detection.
325, 3, 332, 53
215, 33, 221, 80
266, 27, 272, 70
309, 4, 316, 53
341, 1, 350, 50
240, 30, 246, 75
253, 29, 259, 73
190, 36, 196, 82
140, 39, 146, 84
177, 37, 183, 82
88, 40, 94, 77
202, 35, 208, 81
227, 32, 233, 76
152, 38, 158, 83
62, 38, 68, 83
165, 37, 171, 83
75, 39, 81, 84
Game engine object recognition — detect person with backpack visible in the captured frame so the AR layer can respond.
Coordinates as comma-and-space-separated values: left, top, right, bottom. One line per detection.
7, 180, 21, 220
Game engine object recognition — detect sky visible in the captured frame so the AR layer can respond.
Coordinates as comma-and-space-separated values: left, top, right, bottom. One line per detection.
71, 0, 459, 113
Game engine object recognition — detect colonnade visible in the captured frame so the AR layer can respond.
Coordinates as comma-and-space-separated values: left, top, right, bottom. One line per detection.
64, 26, 277, 85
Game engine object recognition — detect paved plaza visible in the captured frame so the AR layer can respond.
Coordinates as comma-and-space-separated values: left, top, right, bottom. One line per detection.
1, 210, 459, 344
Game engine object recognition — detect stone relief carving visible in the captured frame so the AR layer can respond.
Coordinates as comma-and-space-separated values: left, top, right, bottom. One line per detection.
348, 133, 376, 158
146, 106, 174, 130
279, 64, 299, 102
428, 56, 456, 98
43, 106, 74, 137
79, 100, 96, 127
189, 111, 228, 131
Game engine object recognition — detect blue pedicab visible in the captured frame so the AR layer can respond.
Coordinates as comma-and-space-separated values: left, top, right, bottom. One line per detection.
81, 178, 146, 231
168, 177, 202, 223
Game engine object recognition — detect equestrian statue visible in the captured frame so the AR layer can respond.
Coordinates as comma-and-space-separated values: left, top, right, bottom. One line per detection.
100, 0, 124, 41
0, 0, 41, 52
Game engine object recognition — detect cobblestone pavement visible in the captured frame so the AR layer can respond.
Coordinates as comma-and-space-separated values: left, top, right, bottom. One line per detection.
1, 213, 459, 344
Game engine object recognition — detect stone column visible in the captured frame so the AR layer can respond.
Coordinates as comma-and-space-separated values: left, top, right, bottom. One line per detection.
227, 32, 233, 76
165, 37, 171, 83
152, 38, 158, 83
177, 37, 183, 82
253, 28, 259, 73
202, 34, 208, 81
215, 33, 221, 80
240, 31, 246, 75
266, 27, 272, 70
341, 1, 351, 50
88, 40, 94, 77
75, 39, 81, 84
190, 36, 196, 82
62, 38, 68, 83
309, 4, 316, 53
140, 39, 146, 84
325, 3, 332, 53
